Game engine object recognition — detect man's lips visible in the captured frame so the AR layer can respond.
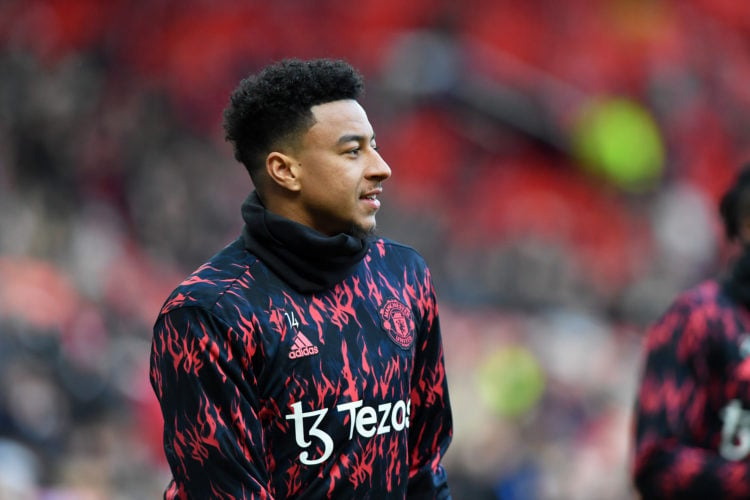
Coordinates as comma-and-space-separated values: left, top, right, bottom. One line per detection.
360, 189, 382, 208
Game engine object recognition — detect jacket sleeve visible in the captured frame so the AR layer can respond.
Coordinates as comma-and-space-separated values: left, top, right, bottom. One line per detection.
150, 306, 273, 500
633, 298, 750, 499
407, 274, 453, 500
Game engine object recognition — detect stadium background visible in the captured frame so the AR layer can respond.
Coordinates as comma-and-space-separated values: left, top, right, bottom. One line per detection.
1, 0, 749, 498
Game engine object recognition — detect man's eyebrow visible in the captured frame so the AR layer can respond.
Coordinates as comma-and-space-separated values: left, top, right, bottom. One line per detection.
337, 133, 376, 145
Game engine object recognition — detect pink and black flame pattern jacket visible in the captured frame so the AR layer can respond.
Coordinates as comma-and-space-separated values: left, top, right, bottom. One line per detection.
150, 192, 453, 499
633, 280, 750, 498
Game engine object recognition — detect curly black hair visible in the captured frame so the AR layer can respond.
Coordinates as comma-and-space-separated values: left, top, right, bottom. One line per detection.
223, 58, 364, 181
720, 164, 750, 240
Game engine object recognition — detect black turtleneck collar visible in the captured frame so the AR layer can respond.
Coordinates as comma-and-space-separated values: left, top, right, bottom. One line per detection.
241, 191, 370, 294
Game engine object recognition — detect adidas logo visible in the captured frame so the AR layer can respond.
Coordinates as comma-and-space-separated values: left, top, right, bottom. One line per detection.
289, 332, 319, 359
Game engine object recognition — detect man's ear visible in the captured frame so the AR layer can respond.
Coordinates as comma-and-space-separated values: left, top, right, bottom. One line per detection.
266, 151, 301, 192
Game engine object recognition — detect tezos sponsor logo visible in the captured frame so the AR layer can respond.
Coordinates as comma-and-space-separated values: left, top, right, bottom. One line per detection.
285, 398, 411, 465
720, 399, 750, 461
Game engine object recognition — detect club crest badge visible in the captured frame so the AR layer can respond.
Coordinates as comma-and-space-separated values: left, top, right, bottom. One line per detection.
379, 298, 415, 350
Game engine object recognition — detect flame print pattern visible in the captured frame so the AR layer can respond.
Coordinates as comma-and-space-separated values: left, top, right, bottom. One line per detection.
150, 237, 452, 499
633, 280, 750, 498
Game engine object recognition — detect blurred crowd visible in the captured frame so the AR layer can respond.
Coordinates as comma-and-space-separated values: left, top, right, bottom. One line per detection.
1, 0, 749, 498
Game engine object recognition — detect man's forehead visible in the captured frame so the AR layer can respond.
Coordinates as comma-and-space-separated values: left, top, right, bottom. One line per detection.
308, 100, 373, 138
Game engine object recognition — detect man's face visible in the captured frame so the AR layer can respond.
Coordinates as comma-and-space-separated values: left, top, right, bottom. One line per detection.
292, 99, 391, 236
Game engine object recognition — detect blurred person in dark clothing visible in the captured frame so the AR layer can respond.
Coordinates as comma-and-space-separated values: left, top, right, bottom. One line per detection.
633, 164, 750, 498
149, 58, 453, 499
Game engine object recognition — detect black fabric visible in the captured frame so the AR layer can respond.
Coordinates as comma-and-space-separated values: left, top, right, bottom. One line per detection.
241, 191, 370, 293
722, 246, 750, 308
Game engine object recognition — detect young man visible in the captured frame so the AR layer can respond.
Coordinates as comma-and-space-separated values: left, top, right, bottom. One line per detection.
633, 166, 750, 498
150, 59, 453, 499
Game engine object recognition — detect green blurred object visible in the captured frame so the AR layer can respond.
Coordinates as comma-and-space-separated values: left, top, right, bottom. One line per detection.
572, 97, 665, 192
475, 345, 545, 418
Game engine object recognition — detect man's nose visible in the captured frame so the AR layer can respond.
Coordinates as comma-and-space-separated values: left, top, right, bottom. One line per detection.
368, 153, 391, 181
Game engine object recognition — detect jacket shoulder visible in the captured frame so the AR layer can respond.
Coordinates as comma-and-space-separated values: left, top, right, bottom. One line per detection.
370, 237, 427, 266
158, 238, 259, 316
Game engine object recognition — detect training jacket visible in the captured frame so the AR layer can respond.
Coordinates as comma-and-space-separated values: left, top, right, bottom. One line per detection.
633, 280, 750, 498
150, 192, 453, 499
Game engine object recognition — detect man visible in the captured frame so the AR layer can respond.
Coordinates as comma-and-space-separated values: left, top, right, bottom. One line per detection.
150, 58, 453, 499
633, 166, 750, 498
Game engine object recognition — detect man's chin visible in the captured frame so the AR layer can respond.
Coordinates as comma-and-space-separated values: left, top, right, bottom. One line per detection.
347, 223, 376, 240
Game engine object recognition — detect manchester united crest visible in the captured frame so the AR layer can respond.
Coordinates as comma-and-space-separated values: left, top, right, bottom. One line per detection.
379, 298, 415, 349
